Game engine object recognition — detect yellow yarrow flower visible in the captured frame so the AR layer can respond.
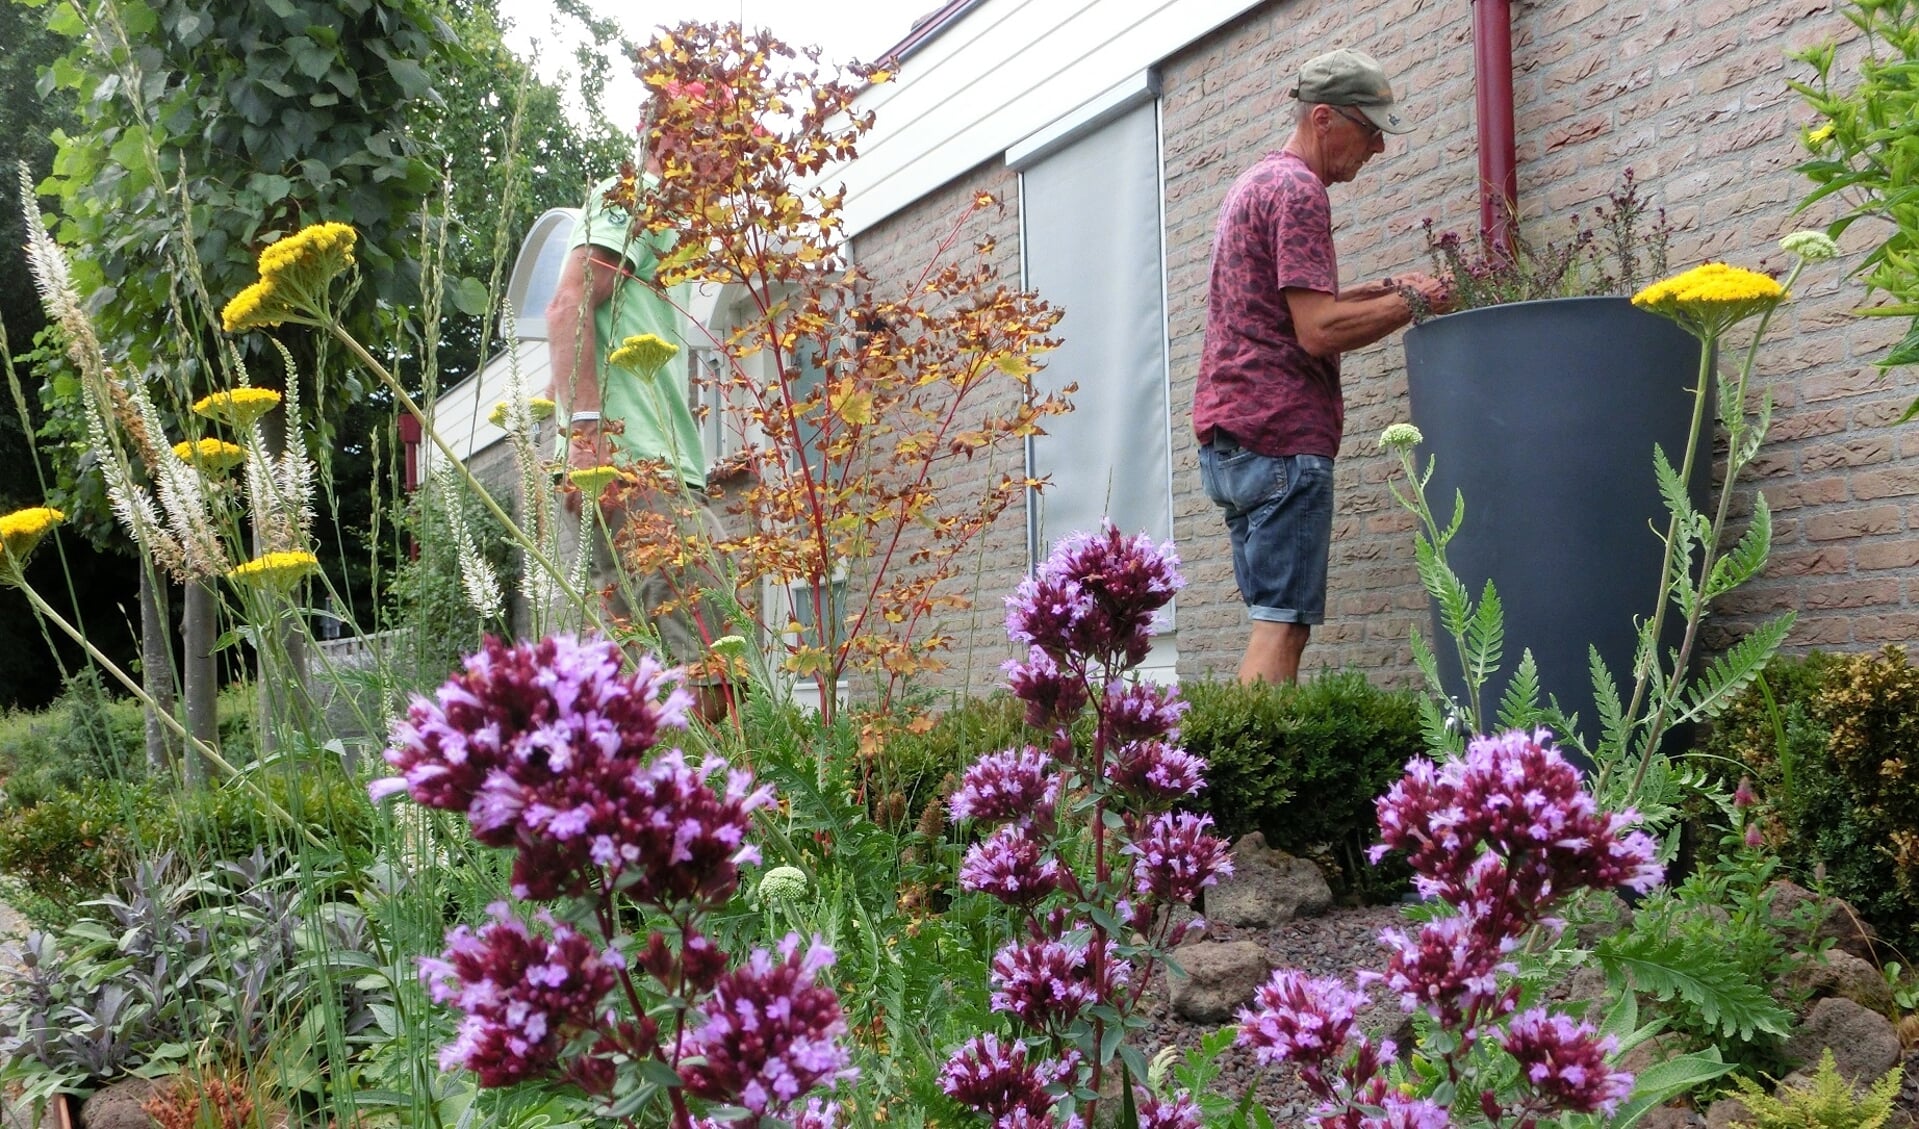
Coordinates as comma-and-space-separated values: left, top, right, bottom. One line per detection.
0, 506, 64, 582
192, 388, 283, 429
220, 277, 295, 333
256, 221, 357, 284
568, 465, 626, 494
172, 438, 248, 475
607, 334, 679, 375
226, 549, 319, 592
222, 222, 357, 335
1632, 262, 1785, 338
488, 397, 557, 428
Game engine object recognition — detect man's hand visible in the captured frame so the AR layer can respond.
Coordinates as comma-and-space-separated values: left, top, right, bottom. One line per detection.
1400, 271, 1454, 315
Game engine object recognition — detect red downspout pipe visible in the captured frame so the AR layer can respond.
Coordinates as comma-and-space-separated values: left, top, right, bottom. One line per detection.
1473, 0, 1519, 254
397, 412, 422, 560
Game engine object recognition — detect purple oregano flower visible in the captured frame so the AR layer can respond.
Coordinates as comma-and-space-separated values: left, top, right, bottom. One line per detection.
1006, 525, 1181, 667
950, 745, 1062, 826
372, 634, 771, 901
940, 1034, 1080, 1127
679, 934, 856, 1116
418, 903, 620, 1087
1239, 728, 1661, 1128
379, 634, 850, 1125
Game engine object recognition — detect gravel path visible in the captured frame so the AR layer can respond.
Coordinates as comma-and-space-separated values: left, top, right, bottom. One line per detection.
1134, 904, 1406, 1119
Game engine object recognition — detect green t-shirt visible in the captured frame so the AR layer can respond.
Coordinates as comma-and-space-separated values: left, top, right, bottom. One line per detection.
568, 176, 706, 488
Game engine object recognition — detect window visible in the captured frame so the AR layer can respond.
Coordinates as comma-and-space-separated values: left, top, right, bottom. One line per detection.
1017, 93, 1175, 623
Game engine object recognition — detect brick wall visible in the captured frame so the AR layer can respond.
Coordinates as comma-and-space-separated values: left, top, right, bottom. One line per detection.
849, 158, 1031, 699
856, 0, 1919, 694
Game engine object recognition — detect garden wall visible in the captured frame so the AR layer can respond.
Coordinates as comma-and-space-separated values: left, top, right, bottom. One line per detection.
851, 0, 1919, 693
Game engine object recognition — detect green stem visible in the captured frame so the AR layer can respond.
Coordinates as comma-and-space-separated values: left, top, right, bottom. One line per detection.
1630, 262, 1805, 786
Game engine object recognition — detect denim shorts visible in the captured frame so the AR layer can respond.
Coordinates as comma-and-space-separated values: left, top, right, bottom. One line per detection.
1197, 436, 1334, 625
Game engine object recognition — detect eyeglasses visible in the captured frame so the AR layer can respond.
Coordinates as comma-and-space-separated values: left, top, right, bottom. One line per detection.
1330, 106, 1384, 143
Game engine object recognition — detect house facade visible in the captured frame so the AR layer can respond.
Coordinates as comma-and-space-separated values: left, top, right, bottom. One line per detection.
842, 0, 1919, 695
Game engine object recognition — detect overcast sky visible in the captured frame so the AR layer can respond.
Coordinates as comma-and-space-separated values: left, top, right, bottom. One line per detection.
493, 0, 925, 126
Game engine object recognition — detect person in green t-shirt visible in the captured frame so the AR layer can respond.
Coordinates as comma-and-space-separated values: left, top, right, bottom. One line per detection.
546, 160, 733, 721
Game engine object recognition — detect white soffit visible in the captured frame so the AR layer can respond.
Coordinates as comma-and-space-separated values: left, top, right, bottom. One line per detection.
842, 0, 1264, 237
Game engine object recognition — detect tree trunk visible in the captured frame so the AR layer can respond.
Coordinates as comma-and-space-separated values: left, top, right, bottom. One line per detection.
138, 565, 177, 775
183, 578, 217, 786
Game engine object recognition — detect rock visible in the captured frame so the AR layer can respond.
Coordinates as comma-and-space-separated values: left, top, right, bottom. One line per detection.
1704, 1096, 1753, 1129
1636, 1106, 1696, 1129
1785, 949, 1896, 1015
80, 1077, 161, 1129
1782, 996, 1902, 1084
1205, 833, 1334, 928
1167, 940, 1271, 1023
1767, 880, 1880, 962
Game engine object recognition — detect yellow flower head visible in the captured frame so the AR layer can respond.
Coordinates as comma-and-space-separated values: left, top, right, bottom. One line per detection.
172, 438, 248, 475
1806, 122, 1835, 146
223, 222, 357, 334
192, 388, 283, 429
0, 506, 65, 581
256, 222, 357, 285
488, 397, 558, 428
1379, 423, 1424, 451
1632, 262, 1786, 338
568, 465, 626, 495
607, 334, 680, 375
226, 549, 319, 593
220, 277, 295, 333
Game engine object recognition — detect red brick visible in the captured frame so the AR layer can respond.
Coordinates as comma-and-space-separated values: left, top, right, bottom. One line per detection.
1805, 505, 1904, 541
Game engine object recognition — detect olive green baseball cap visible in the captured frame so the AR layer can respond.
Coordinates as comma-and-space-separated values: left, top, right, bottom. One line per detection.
1291, 48, 1411, 135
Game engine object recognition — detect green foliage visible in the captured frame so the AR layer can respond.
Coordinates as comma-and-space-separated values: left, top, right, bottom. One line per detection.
1728, 1049, 1902, 1129
0, 778, 159, 920
1596, 847, 1807, 1076
1178, 672, 1423, 899
0, 758, 368, 925
0, 677, 256, 808
0, 851, 390, 1104
380, 478, 515, 688
1792, 0, 1919, 420
1702, 648, 1919, 953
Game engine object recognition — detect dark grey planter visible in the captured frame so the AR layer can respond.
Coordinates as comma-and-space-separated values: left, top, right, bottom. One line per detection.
1402, 296, 1708, 755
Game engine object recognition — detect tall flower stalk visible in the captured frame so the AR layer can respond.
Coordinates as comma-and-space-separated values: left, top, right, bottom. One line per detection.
371, 634, 852, 1128
1382, 236, 1836, 816
1235, 729, 1721, 1129
942, 524, 1227, 1129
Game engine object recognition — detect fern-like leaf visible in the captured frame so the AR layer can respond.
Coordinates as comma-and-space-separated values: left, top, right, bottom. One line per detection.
1497, 649, 1545, 732
1704, 492, 1772, 601
1679, 613, 1795, 725
1464, 579, 1504, 700
1597, 930, 1794, 1042
1589, 645, 1629, 760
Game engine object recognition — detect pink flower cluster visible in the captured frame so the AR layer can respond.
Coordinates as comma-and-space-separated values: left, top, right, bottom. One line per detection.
1005, 525, 1182, 669
940, 1034, 1081, 1129
948, 524, 1217, 1127
1238, 729, 1662, 1127
1371, 727, 1662, 907
988, 928, 1129, 1032
380, 635, 850, 1127
373, 635, 770, 901
419, 904, 619, 1087
679, 934, 856, 1116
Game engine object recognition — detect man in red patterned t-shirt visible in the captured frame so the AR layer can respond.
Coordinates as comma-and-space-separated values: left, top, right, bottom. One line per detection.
1194, 48, 1450, 685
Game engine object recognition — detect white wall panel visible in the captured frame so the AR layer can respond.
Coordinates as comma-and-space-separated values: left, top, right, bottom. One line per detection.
842, 0, 1263, 235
